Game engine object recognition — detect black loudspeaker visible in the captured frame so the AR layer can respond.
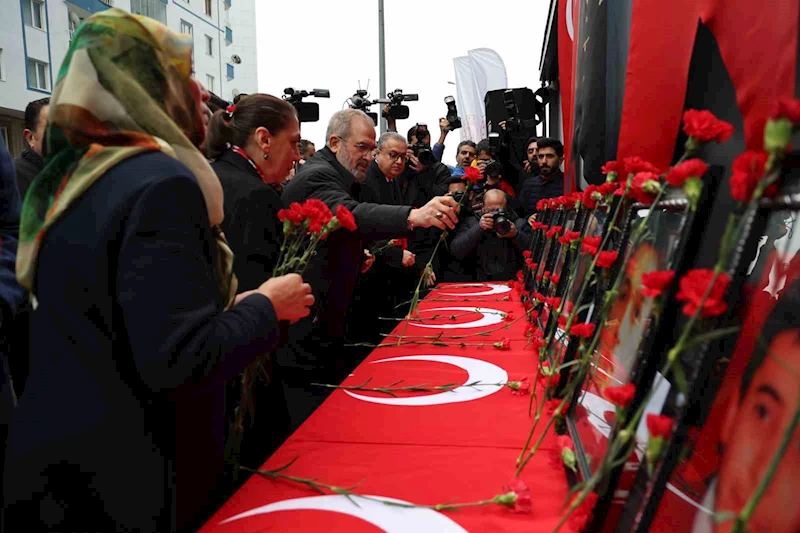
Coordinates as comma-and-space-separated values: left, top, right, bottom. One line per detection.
484, 87, 540, 136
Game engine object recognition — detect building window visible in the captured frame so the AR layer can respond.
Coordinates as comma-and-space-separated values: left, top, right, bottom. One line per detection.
206, 74, 214, 93
23, 0, 46, 30
130, 0, 167, 24
27, 59, 49, 91
225, 26, 232, 43
205, 35, 213, 56
68, 13, 83, 40
226, 63, 234, 80
224, 0, 231, 7
204, 0, 212, 16
180, 20, 193, 37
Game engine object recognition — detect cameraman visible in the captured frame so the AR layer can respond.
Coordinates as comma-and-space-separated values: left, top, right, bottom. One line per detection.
468, 139, 522, 217
451, 189, 532, 282
440, 176, 476, 282
401, 123, 452, 199
432, 117, 451, 162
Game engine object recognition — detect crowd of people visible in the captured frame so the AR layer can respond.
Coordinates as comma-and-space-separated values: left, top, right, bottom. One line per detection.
0, 9, 568, 533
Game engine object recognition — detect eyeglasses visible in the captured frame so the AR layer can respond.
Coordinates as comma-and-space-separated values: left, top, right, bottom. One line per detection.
341, 138, 377, 156
383, 151, 408, 162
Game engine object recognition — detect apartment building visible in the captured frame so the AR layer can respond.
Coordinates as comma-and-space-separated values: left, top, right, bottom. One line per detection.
0, 0, 258, 156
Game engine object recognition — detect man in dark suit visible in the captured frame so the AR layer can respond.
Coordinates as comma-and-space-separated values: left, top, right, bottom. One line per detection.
280, 109, 460, 430
350, 132, 417, 349
13, 98, 49, 199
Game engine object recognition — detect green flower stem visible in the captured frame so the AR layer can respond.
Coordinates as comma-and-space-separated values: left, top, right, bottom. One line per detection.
243, 462, 512, 512
311, 379, 518, 397
731, 402, 800, 533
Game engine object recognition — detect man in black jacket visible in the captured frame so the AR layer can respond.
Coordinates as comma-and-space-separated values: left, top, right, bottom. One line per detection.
13, 98, 49, 198
518, 137, 565, 217
281, 109, 459, 430
451, 189, 532, 281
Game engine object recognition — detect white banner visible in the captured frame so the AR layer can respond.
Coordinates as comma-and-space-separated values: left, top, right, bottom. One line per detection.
453, 56, 483, 144
453, 49, 509, 143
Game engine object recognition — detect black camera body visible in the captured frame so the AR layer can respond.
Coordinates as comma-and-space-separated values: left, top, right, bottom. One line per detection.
282, 87, 330, 123
444, 96, 462, 130
382, 89, 419, 121
450, 190, 466, 204
484, 159, 503, 178
492, 208, 513, 236
410, 142, 435, 166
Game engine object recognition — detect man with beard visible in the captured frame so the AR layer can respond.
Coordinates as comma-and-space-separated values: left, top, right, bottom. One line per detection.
522, 136, 540, 177
281, 109, 459, 431
519, 137, 564, 217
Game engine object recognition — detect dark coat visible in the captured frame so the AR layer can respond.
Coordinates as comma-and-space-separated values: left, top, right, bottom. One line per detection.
213, 149, 291, 471
451, 215, 532, 281
3, 152, 281, 533
213, 150, 284, 291
280, 147, 411, 376
519, 169, 565, 217
13, 148, 43, 200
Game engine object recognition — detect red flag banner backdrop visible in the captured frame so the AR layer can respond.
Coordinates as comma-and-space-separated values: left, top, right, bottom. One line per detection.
557, 0, 579, 193
616, 0, 798, 170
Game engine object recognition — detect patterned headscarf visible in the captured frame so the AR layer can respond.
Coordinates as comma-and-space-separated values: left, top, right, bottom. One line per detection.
17, 8, 236, 306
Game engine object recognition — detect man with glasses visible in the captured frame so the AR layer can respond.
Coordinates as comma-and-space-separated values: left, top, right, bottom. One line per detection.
349, 132, 417, 352
281, 110, 460, 431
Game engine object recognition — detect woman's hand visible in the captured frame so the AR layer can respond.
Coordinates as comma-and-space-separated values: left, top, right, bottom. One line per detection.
257, 273, 314, 323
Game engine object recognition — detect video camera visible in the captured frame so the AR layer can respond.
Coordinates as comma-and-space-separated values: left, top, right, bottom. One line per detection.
282, 87, 330, 123
443, 96, 462, 130
483, 159, 503, 178
349, 89, 380, 125
492, 208, 513, 236
409, 123, 435, 166
381, 89, 418, 121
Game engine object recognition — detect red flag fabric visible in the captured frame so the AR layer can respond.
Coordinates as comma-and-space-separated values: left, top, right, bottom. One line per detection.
617, 0, 798, 169
558, 0, 580, 193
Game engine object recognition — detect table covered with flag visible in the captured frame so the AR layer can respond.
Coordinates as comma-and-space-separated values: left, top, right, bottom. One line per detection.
200, 283, 572, 533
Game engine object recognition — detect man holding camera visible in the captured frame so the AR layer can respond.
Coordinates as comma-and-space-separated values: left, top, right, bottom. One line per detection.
519, 137, 565, 217
450, 189, 532, 282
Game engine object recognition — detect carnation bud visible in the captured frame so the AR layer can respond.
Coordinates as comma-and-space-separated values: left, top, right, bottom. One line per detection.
493, 491, 518, 506
618, 428, 634, 443
646, 436, 666, 474
605, 172, 617, 183
282, 219, 293, 235
642, 179, 662, 195
764, 117, 793, 153
561, 447, 577, 472
683, 176, 703, 211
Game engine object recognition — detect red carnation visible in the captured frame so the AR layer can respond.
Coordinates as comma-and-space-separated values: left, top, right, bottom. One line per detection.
546, 225, 563, 239
548, 197, 561, 210
500, 478, 533, 514
641, 270, 676, 298
493, 338, 511, 350
503, 311, 515, 322
675, 269, 731, 318
604, 383, 636, 408
570, 322, 595, 338
568, 491, 599, 533
517, 270, 525, 282
622, 156, 661, 179
535, 273, 543, 282
544, 398, 563, 415
537, 199, 549, 211
581, 236, 602, 256
581, 185, 601, 209
682, 109, 735, 143
630, 172, 661, 206
666, 159, 709, 187
729, 150, 775, 203
559, 230, 581, 245
596, 250, 619, 269
771, 97, 800, 123
523, 250, 532, 258
646, 414, 674, 439
335, 204, 357, 232
509, 377, 531, 396
601, 160, 620, 177
550, 274, 561, 285
463, 166, 482, 183
598, 181, 619, 196
277, 202, 305, 224
390, 238, 408, 250
301, 199, 333, 233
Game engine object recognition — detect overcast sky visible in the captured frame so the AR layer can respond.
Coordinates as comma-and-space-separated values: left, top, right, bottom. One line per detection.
256, 0, 549, 166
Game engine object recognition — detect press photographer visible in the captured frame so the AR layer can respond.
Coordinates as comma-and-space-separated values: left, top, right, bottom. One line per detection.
450, 189, 532, 282
432, 96, 463, 162
439, 176, 477, 283
467, 139, 522, 217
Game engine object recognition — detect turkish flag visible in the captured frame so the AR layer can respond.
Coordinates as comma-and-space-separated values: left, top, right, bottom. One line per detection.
616, 0, 798, 169
558, 0, 580, 193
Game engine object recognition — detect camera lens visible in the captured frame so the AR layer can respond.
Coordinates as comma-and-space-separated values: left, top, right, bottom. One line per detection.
493, 210, 512, 236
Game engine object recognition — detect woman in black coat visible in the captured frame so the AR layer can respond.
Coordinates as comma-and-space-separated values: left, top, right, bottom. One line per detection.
2, 10, 314, 533
207, 94, 301, 474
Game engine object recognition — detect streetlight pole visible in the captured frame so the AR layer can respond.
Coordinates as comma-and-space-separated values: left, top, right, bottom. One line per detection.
378, 0, 387, 133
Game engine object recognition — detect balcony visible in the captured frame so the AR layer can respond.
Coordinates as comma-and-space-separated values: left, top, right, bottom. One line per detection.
67, 0, 112, 14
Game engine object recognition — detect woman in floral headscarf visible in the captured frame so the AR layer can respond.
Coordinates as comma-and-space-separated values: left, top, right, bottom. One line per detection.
2, 9, 313, 532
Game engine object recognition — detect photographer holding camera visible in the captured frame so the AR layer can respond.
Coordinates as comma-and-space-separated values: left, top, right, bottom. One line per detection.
450, 189, 532, 282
